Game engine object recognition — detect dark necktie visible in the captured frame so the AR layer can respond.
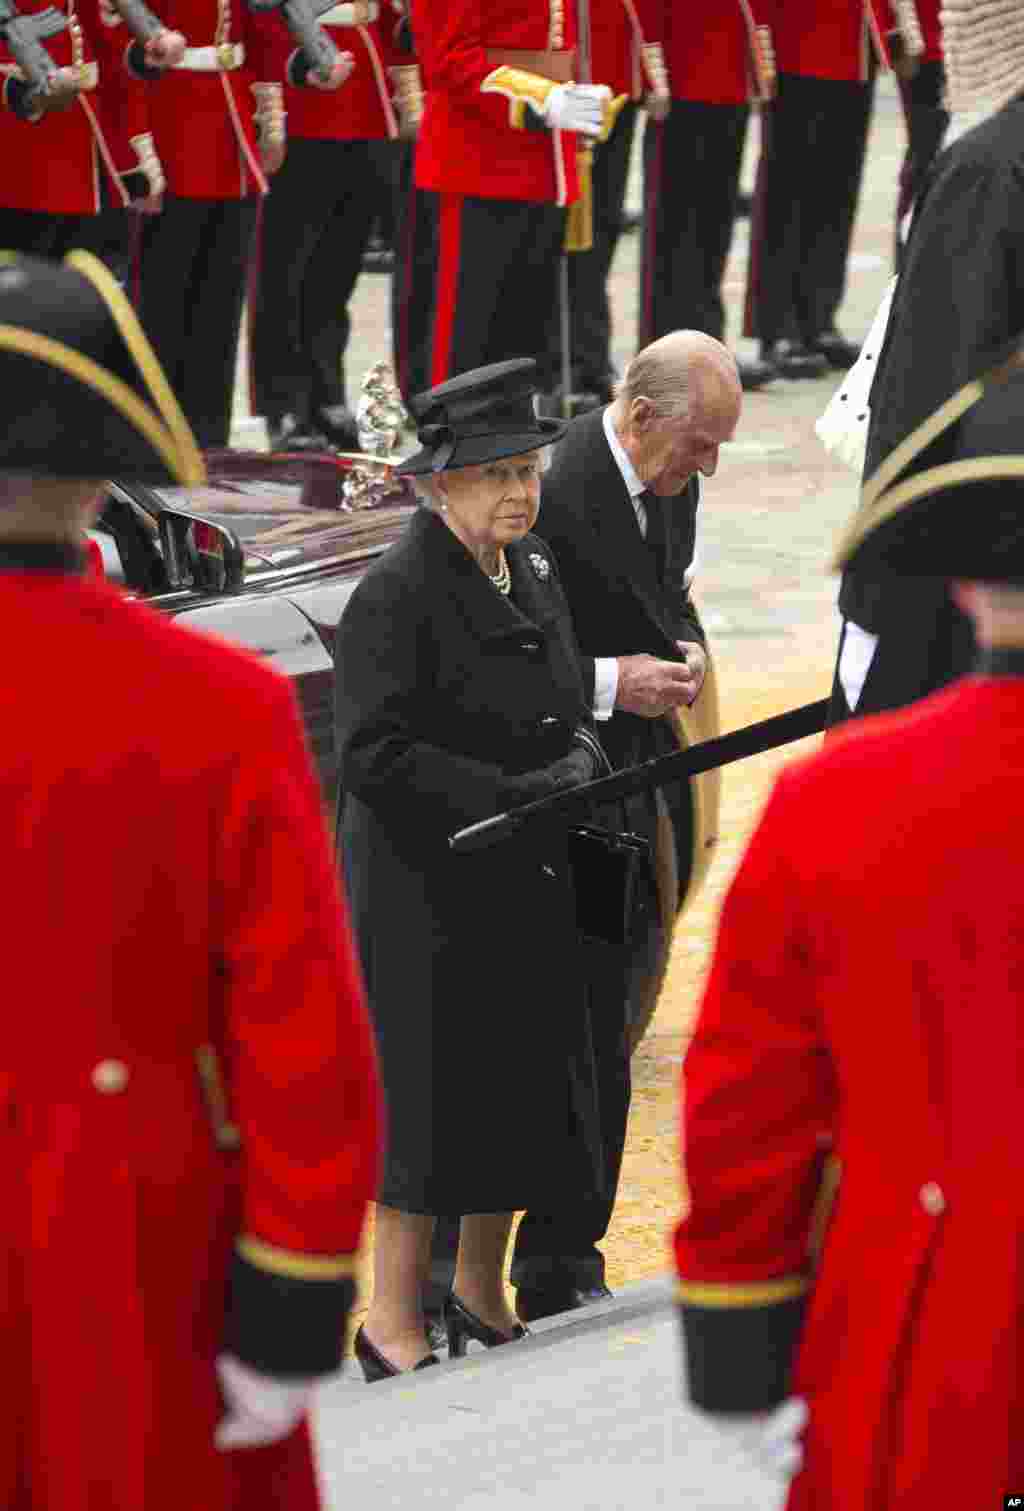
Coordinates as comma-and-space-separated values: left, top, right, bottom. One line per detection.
640, 489, 667, 583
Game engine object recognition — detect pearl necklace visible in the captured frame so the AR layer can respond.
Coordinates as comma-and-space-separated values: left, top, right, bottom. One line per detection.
488, 550, 511, 595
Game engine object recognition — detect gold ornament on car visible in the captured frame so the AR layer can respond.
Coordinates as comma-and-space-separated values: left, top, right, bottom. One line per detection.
341, 361, 411, 510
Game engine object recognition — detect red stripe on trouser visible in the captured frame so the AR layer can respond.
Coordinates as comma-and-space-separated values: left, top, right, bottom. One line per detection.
641, 121, 664, 346
396, 174, 418, 395
431, 192, 464, 386
742, 107, 772, 341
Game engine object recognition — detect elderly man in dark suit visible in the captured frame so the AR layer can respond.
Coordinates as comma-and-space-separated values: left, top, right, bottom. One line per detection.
508, 329, 742, 1322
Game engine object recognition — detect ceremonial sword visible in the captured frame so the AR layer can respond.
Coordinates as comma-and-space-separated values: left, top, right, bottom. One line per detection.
449, 697, 829, 853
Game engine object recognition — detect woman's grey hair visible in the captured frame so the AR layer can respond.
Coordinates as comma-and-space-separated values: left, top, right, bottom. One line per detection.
412, 474, 445, 511
411, 448, 552, 510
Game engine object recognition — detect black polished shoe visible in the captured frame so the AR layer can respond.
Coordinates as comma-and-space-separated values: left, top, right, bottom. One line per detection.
443, 1294, 529, 1359
514, 1282, 613, 1324
353, 1325, 440, 1383
737, 355, 777, 391
760, 339, 829, 380
812, 328, 861, 370
268, 413, 327, 453
362, 235, 395, 274
315, 403, 360, 450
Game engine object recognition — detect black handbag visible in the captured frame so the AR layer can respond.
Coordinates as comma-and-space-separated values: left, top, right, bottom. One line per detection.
567, 822, 654, 946
566, 728, 655, 947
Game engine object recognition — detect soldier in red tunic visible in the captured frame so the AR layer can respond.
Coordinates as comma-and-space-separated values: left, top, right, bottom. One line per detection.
674, 371, 1024, 1508
881, 0, 946, 268
137, 0, 351, 447
0, 249, 382, 1511
542, 0, 667, 413
410, 0, 614, 387
0, 0, 182, 264
744, 0, 887, 377
249, 0, 411, 451
639, 0, 776, 392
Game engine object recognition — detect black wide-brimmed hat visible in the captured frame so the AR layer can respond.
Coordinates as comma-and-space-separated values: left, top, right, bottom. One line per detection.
0, 250, 205, 485
394, 358, 568, 476
834, 353, 1024, 583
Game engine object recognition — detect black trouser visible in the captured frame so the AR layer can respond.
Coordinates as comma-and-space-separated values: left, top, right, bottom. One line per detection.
545, 101, 637, 388
139, 192, 258, 448
895, 62, 948, 272
392, 150, 437, 402
639, 99, 748, 346
251, 136, 394, 426
745, 72, 874, 345
509, 935, 632, 1294
0, 202, 136, 283
422, 190, 566, 385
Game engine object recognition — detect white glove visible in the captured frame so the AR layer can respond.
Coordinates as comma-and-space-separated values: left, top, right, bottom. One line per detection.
541, 82, 611, 139
699, 1397, 808, 1483
215, 1353, 317, 1451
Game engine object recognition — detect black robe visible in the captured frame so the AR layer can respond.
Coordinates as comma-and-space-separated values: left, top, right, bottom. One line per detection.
833, 96, 1024, 722
335, 509, 606, 1215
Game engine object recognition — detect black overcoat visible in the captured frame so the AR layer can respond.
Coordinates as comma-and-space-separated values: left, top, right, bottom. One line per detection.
535, 406, 704, 853
335, 508, 605, 1215
834, 100, 1024, 720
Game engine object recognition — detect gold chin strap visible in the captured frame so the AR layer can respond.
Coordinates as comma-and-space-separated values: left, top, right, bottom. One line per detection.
66, 249, 206, 486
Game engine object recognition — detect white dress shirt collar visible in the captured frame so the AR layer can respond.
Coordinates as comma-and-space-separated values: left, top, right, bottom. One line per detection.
602, 404, 646, 500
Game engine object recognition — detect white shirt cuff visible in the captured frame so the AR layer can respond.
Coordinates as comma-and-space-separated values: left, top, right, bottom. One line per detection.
593, 657, 619, 720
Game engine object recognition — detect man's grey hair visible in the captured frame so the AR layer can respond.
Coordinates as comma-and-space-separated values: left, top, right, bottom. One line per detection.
617, 331, 740, 423
618, 349, 691, 421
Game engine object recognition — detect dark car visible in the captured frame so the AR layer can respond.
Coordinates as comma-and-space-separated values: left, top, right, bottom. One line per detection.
91, 448, 415, 803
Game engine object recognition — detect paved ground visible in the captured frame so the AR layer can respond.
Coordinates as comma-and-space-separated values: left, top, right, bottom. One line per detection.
315, 1280, 789, 1511
241, 77, 908, 1504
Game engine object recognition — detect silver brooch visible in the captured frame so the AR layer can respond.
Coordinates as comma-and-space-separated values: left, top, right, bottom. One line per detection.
530, 553, 550, 580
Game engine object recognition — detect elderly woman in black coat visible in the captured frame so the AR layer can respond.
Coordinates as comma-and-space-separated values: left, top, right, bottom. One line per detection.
336, 359, 614, 1378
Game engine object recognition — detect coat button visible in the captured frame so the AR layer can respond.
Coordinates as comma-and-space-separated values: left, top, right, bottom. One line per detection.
92, 1059, 129, 1095
918, 1181, 946, 1216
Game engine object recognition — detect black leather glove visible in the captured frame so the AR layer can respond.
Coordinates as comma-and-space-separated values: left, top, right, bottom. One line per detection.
502, 728, 608, 809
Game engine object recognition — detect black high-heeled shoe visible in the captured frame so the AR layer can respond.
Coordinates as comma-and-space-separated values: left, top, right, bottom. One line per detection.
353, 1325, 440, 1382
443, 1294, 530, 1359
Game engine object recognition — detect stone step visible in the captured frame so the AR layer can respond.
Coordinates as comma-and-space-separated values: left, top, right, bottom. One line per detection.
313, 1278, 787, 1510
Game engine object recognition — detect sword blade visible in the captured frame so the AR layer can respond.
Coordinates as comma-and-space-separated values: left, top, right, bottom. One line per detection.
449, 697, 830, 853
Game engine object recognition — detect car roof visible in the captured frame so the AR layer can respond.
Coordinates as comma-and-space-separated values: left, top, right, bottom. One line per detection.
144, 448, 416, 571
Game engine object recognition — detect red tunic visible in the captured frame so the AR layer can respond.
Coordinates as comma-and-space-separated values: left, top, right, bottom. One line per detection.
879, 0, 941, 63
267, 9, 404, 140
0, 571, 382, 1511
412, 0, 580, 205
648, 0, 771, 106
759, 0, 886, 82
675, 676, 1024, 1511
589, 0, 661, 101
146, 0, 294, 199
0, 0, 151, 214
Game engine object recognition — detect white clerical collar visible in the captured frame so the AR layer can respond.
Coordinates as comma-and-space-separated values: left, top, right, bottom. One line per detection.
602, 404, 646, 500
